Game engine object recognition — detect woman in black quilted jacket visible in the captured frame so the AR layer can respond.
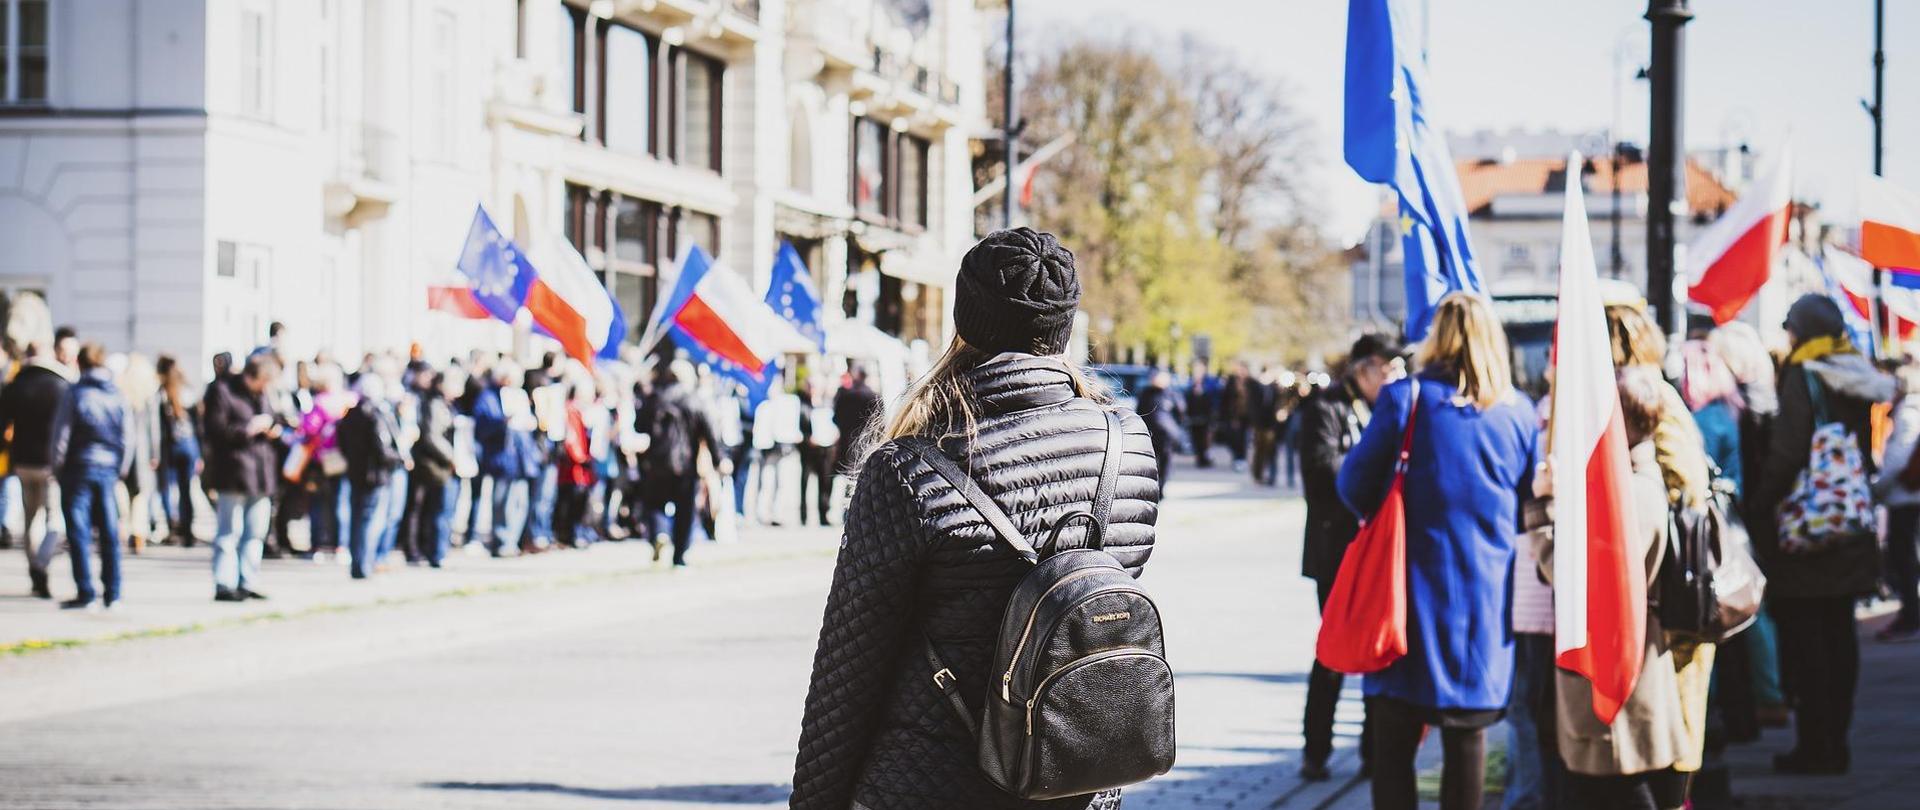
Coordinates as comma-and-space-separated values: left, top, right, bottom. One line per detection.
789, 229, 1162, 810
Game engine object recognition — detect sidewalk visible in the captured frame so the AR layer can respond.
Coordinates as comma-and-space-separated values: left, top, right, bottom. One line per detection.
0, 522, 839, 654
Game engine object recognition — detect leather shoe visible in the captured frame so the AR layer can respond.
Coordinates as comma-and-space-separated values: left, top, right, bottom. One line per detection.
59, 598, 98, 611
213, 588, 247, 603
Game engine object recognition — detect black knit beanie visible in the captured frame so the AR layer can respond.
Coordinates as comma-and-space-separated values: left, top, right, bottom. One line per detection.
1783, 294, 1845, 341
953, 228, 1081, 355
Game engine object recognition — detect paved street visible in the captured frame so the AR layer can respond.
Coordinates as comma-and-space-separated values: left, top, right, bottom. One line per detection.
1, 463, 1915, 809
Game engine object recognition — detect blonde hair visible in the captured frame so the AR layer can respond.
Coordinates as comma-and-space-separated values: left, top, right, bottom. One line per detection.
1414, 292, 1513, 410
1605, 304, 1667, 369
876, 336, 1109, 455
1707, 321, 1776, 389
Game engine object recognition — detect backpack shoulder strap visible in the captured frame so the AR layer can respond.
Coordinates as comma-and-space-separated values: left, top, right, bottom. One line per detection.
1092, 408, 1124, 529
902, 438, 1039, 564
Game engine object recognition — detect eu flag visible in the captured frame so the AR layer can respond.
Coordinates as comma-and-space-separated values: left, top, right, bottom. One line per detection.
454, 205, 535, 325
1345, 0, 1481, 341
765, 241, 826, 355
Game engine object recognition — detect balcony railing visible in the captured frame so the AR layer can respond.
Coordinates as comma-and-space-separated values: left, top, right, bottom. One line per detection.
872, 48, 960, 106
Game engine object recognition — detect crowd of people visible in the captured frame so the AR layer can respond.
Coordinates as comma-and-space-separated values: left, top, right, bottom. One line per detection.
1, 312, 893, 611
1279, 292, 1904, 810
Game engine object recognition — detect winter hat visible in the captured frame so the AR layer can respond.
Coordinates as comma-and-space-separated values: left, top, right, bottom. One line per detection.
954, 228, 1081, 356
1783, 294, 1846, 341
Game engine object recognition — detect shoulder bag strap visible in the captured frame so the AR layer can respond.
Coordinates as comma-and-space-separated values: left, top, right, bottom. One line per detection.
901, 438, 1039, 564
1395, 377, 1422, 475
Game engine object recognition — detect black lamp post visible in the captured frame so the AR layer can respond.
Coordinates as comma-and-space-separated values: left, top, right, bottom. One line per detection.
1645, 0, 1692, 336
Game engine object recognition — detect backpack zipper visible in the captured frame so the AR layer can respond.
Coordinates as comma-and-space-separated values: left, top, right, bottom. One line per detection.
1024, 649, 1159, 734
1002, 566, 1109, 701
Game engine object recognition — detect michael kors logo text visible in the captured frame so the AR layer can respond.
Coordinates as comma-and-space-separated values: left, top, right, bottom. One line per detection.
1091, 612, 1131, 624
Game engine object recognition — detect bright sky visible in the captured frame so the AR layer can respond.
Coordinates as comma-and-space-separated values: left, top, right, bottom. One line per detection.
1022, 0, 1917, 246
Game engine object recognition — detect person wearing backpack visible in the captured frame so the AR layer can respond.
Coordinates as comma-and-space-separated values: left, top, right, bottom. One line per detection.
337, 374, 405, 580
1335, 293, 1538, 810
635, 359, 722, 568
1749, 294, 1894, 775
790, 228, 1165, 810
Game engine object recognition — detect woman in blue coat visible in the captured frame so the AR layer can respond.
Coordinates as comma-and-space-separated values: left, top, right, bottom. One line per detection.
1337, 293, 1540, 810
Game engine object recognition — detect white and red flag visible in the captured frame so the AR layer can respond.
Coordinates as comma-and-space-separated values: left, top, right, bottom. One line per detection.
1686, 149, 1793, 324
1551, 151, 1645, 724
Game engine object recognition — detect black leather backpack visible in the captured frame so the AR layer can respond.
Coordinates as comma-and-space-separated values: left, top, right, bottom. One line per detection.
906, 410, 1176, 800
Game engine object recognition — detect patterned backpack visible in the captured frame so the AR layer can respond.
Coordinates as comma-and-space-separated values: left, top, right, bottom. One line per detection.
1776, 374, 1877, 554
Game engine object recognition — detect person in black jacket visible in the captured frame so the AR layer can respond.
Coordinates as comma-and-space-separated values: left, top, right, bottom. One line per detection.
1135, 368, 1186, 483
635, 360, 723, 568
0, 337, 75, 599
1294, 333, 1400, 781
1748, 295, 1894, 775
823, 365, 882, 525
201, 355, 283, 602
398, 368, 457, 567
337, 374, 404, 580
790, 228, 1161, 810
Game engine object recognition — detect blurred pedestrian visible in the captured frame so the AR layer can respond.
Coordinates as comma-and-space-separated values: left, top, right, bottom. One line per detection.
201, 354, 282, 602
553, 376, 596, 549
0, 332, 74, 599
1750, 295, 1894, 774
398, 368, 456, 566
828, 365, 882, 524
1249, 367, 1280, 485
474, 363, 539, 557
50, 343, 129, 610
1135, 368, 1186, 483
1186, 362, 1218, 467
1709, 322, 1789, 731
1537, 367, 1695, 810
635, 360, 722, 567
1294, 333, 1399, 781
752, 384, 804, 526
337, 374, 404, 579
155, 355, 203, 547
117, 353, 161, 554
796, 377, 837, 527
297, 364, 354, 561
1876, 365, 1920, 643
1337, 294, 1538, 810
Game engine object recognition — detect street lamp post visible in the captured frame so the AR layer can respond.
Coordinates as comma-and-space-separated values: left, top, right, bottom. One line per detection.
1867, 0, 1888, 351
1645, 0, 1692, 337
1002, 0, 1018, 230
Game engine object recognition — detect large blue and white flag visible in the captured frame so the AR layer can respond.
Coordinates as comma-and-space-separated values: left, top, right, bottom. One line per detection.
454, 205, 536, 325
766, 241, 826, 355
1345, 0, 1481, 341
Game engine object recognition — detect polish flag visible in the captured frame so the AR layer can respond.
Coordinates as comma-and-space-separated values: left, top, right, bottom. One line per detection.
1862, 175, 1920, 289
1686, 149, 1793, 324
645, 245, 812, 391
526, 237, 628, 367
1551, 151, 1645, 725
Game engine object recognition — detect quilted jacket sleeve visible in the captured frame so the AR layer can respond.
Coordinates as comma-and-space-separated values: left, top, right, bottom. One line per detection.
790, 446, 928, 809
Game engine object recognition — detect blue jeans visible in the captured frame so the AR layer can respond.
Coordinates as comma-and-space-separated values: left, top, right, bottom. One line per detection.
347, 479, 389, 579
528, 464, 557, 546
159, 449, 199, 535
435, 476, 459, 561
1503, 632, 1562, 810
309, 475, 348, 553
212, 492, 270, 592
374, 469, 407, 564
490, 477, 529, 554
60, 469, 121, 604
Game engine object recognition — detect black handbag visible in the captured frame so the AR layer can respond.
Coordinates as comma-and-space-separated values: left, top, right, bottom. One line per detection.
905, 409, 1176, 800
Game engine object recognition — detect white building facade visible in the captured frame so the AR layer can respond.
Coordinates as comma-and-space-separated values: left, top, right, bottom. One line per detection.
0, 0, 985, 370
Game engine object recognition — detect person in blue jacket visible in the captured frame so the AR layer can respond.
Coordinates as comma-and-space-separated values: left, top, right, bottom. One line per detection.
1337, 293, 1540, 810
49, 342, 131, 611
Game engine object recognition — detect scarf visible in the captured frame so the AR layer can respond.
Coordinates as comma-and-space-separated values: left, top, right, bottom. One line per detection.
1786, 334, 1857, 366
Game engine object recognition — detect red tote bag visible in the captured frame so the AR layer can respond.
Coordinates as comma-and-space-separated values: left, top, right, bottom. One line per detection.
1314, 378, 1419, 675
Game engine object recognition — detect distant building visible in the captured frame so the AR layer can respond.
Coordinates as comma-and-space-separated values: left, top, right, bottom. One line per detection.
0, 0, 984, 372
1351, 129, 1755, 332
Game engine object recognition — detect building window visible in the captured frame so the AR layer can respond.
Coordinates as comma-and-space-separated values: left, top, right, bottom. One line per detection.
429, 10, 457, 154
682, 210, 720, 258
853, 118, 888, 218
612, 196, 656, 266
1, 0, 48, 104
675, 50, 722, 172
217, 241, 239, 278
602, 23, 654, 155
898, 135, 928, 228
555, 1, 581, 114
852, 118, 930, 230
1506, 243, 1529, 262
239, 6, 271, 119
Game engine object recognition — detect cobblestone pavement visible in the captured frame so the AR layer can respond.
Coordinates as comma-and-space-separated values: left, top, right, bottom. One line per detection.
1, 462, 1913, 809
